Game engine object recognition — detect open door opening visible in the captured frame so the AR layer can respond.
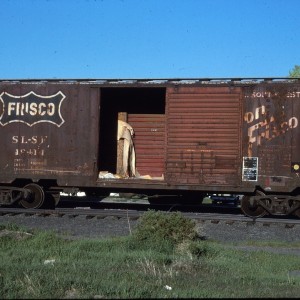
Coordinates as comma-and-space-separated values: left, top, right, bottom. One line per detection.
98, 88, 166, 180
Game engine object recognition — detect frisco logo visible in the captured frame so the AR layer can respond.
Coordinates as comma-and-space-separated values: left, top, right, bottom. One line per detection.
0, 91, 65, 127
245, 105, 298, 146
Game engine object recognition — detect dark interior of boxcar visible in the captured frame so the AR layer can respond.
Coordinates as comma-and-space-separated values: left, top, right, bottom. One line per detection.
98, 88, 166, 174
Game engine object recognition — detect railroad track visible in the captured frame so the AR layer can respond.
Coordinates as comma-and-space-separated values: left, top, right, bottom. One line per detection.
0, 206, 299, 227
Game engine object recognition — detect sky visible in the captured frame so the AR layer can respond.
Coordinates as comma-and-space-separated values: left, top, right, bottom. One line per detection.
0, 0, 299, 79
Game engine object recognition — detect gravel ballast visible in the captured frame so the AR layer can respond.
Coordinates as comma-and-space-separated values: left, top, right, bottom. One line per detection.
0, 212, 299, 243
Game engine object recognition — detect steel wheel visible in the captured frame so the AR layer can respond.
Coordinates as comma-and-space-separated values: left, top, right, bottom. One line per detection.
19, 183, 45, 209
293, 209, 300, 218
241, 191, 268, 218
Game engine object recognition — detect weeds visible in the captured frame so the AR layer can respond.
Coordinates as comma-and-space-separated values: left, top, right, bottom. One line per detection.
130, 210, 199, 251
0, 211, 300, 298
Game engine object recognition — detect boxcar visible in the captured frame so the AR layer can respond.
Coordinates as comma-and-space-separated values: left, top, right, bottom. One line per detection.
0, 78, 300, 218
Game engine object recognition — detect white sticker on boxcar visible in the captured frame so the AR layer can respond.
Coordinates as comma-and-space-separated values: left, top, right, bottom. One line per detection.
242, 157, 258, 181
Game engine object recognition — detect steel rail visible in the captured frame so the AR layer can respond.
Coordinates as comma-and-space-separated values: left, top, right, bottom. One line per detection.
0, 207, 299, 227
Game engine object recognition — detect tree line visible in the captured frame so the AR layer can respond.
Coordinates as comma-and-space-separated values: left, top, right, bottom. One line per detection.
289, 65, 300, 77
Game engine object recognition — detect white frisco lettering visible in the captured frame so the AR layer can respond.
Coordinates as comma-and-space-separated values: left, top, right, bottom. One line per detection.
247, 115, 298, 146
244, 105, 266, 124
245, 105, 299, 147
8, 102, 55, 116
47, 103, 55, 116
288, 117, 298, 128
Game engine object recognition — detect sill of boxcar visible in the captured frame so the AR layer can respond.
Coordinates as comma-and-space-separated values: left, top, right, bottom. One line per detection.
96, 172, 165, 185
98, 171, 164, 181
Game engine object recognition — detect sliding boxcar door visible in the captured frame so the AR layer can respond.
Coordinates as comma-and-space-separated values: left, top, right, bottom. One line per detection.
166, 86, 242, 186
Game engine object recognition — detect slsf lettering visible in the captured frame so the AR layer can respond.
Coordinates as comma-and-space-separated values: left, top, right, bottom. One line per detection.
12, 135, 48, 157
12, 135, 48, 145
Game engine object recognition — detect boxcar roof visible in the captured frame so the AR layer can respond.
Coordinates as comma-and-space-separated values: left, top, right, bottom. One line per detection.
0, 77, 299, 87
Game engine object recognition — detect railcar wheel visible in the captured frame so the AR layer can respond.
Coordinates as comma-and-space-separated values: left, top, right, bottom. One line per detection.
42, 192, 60, 209
19, 183, 45, 209
241, 191, 268, 218
293, 209, 300, 218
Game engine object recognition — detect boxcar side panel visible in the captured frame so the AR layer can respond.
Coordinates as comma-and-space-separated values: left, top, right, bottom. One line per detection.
242, 82, 300, 193
166, 86, 242, 187
0, 82, 99, 186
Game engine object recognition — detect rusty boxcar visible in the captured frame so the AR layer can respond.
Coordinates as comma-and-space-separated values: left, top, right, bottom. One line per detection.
0, 78, 300, 218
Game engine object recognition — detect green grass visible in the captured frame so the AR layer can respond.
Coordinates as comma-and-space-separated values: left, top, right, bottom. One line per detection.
0, 212, 300, 298
202, 196, 212, 204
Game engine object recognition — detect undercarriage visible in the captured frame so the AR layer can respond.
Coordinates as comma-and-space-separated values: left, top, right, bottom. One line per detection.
241, 191, 300, 218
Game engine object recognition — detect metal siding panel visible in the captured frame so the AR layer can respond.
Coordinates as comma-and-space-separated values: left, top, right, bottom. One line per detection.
128, 114, 165, 178
0, 82, 99, 185
166, 87, 242, 186
242, 83, 300, 192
